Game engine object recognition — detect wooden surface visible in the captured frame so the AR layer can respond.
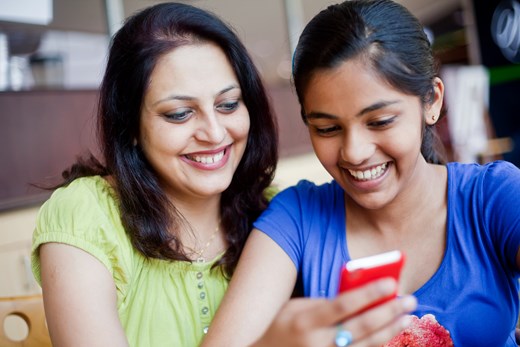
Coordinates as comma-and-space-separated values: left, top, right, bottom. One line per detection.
0, 294, 51, 347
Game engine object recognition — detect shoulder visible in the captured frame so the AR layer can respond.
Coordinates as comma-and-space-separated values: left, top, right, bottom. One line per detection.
32, 176, 134, 290
37, 176, 118, 224
448, 160, 519, 178
47, 175, 115, 205
33, 175, 129, 264
261, 179, 341, 221
273, 179, 339, 202
448, 160, 520, 190
257, 179, 339, 219
447, 161, 520, 215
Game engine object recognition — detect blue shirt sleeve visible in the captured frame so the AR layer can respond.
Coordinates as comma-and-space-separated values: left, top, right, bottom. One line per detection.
253, 181, 309, 271
253, 180, 348, 298
481, 161, 520, 273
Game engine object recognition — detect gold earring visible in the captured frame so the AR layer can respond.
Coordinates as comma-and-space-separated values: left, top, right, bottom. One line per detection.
432, 115, 436, 122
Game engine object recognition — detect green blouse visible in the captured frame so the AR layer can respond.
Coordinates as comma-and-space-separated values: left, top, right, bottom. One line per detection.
31, 176, 228, 347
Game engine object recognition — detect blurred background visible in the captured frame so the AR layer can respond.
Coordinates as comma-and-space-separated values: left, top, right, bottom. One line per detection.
0, 0, 519, 298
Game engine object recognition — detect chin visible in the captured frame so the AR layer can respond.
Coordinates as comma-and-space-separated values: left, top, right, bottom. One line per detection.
348, 191, 395, 210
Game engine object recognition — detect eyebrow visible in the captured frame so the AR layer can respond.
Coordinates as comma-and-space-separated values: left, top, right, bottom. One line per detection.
152, 84, 240, 106
305, 100, 401, 120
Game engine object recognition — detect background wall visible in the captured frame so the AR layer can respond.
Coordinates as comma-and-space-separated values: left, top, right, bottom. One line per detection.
0, 0, 470, 213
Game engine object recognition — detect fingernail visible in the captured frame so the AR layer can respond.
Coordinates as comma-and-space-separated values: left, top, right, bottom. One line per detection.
376, 278, 397, 295
401, 296, 417, 311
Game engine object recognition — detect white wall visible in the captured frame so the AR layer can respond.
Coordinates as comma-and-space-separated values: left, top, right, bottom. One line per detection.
273, 152, 331, 190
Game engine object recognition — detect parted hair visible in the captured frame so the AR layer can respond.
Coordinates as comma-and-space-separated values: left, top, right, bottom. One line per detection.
292, 0, 445, 164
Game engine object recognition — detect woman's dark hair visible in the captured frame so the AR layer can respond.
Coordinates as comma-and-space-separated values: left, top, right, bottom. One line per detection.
58, 2, 278, 276
292, 0, 445, 164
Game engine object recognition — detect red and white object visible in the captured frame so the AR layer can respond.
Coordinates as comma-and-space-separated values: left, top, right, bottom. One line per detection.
338, 250, 405, 312
383, 314, 454, 347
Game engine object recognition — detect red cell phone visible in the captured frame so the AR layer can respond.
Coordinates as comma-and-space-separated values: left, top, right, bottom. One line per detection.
338, 250, 405, 311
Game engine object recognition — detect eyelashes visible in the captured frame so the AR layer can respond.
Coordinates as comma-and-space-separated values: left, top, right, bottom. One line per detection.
163, 99, 242, 123
312, 116, 396, 136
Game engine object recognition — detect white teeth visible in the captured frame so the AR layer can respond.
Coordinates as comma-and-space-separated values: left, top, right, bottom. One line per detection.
348, 163, 388, 181
188, 150, 224, 164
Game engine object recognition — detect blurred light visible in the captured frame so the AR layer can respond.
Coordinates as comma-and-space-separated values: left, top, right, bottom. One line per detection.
276, 59, 292, 80
491, 0, 520, 63
0, 0, 52, 25
251, 39, 274, 58
424, 27, 435, 45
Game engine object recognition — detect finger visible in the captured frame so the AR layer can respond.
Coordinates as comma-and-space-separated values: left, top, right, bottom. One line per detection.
350, 315, 413, 347
340, 295, 417, 343
336, 278, 399, 315
332, 278, 398, 320
289, 278, 398, 331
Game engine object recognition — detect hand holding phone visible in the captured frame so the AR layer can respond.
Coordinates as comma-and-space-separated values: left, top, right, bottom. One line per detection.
338, 250, 405, 311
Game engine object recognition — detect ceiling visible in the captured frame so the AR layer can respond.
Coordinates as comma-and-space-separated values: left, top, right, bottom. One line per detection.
0, 0, 462, 86
121, 0, 461, 85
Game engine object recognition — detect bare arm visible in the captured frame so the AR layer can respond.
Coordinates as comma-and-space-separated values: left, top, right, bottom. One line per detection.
40, 243, 129, 347
202, 229, 298, 346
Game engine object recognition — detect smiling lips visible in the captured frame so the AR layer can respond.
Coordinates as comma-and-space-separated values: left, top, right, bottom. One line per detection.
183, 145, 229, 167
185, 150, 225, 164
348, 162, 388, 181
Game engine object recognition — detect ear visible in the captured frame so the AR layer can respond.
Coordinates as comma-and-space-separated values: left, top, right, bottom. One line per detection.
425, 77, 444, 125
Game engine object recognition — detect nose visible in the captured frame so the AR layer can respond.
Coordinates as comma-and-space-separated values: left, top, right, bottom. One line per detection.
195, 110, 226, 144
340, 129, 375, 166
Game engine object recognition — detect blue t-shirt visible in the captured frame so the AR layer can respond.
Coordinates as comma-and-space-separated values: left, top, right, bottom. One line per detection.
254, 161, 520, 346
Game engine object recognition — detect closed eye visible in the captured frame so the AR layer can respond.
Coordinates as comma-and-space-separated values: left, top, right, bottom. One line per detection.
313, 125, 341, 136
368, 117, 395, 128
164, 109, 194, 123
216, 100, 240, 114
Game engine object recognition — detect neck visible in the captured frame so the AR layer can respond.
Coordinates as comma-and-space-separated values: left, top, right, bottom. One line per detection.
347, 162, 446, 238
167, 194, 224, 262
169, 193, 221, 227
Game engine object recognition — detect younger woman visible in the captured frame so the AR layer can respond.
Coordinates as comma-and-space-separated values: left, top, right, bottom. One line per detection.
204, 0, 520, 346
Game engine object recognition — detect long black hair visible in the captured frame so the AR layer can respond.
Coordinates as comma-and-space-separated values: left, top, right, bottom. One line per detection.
292, 0, 445, 164
58, 2, 278, 276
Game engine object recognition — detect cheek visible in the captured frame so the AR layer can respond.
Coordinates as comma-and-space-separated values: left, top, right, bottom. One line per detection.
229, 113, 250, 140
310, 136, 338, 166
385, 126, 423, 160
140, 125, 186, 160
